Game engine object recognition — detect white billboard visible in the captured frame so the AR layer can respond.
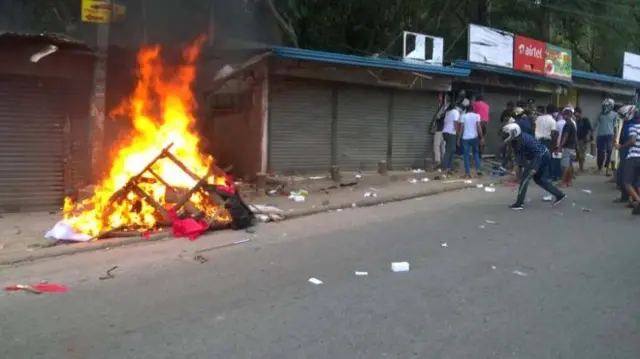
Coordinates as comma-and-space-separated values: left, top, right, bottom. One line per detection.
623, 52, 640, 82
468, 24, 514, 68
402, 31, 444, 65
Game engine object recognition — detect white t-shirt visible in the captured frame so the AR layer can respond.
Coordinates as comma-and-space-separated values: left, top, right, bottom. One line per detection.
556, 119, 566, 146
459, 112, 480, 140
443, 108, 460, 135
535, 114, 556, 140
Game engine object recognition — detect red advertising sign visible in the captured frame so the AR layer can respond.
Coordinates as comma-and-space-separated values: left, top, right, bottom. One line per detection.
513, 35, 546, 74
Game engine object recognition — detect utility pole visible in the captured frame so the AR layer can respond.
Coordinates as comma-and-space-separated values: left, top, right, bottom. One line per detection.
88, 0, 112, 182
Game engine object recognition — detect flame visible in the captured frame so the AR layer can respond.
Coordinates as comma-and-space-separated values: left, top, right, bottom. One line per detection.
64, 37, 230, 236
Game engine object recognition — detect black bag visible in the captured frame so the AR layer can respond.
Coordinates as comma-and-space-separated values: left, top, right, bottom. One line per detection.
204, 185, 254, 230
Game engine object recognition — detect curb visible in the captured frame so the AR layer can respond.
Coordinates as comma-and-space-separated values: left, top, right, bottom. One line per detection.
0, 179, 505, 267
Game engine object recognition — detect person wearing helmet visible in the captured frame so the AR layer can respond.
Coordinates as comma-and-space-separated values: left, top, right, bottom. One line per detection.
614, 104, 640, 211
502, 123, 567, 210
513, 107, 533, 135
594, 98, 617, 176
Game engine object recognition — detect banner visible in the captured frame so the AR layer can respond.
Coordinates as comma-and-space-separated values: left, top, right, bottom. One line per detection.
544, 44, 572, 80
468, 24, 514, 68
81, 0, 126, 23
622, 52, 640, 82
513, 35, 545, 74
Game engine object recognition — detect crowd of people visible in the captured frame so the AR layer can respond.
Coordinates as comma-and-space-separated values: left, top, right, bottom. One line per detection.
433, 93, 640, 214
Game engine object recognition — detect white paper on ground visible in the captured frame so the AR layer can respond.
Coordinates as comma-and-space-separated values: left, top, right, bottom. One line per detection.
44, 220, 91, 242
542, 195, 553, 202
355, 271, 368, 276
308, 277, 323, 285
249, 204, 284, 214
484, 187, 496, 192
391, 262, 410, 272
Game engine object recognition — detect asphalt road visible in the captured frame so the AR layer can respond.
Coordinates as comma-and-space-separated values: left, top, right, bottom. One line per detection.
1, 175, 639, 359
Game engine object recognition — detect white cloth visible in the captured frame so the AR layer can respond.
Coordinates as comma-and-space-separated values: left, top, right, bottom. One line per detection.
433, 131, 445, 163
535, 114, 556, 140
556, 119, 566, 146
459, 112, 480, 140
44, 221, 92, 242
443, 108, 459, 134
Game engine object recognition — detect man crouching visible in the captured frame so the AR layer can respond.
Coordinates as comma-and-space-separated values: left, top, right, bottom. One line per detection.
502, 122, 567, 210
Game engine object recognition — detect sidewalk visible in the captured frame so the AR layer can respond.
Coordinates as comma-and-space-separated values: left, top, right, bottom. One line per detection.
0, 169, 507, 266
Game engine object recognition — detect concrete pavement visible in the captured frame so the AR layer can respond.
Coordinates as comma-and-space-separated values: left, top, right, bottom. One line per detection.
1, 175, 638, 358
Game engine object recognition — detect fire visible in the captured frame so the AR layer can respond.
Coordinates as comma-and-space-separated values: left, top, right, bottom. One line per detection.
64, 37, 229, 236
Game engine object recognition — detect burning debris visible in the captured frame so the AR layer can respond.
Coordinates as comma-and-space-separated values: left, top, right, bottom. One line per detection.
59, 37, 253, 240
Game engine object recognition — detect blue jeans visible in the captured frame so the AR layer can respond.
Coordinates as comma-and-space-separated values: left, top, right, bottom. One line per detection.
538, 138, 553, 179
462, 137, 481, 175
515, 152, 565, 205
596, 134, 613, 169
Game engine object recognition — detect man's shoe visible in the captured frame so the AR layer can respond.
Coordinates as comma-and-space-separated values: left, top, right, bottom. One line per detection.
552, 194, 567, 206
509, 203, 524, 210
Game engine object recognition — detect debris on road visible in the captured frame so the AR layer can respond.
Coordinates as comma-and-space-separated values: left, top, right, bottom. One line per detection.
491, 265, 497, 270
479, 225, 486, 229
485, 220, 497, 224
581, 207, 591, 212
476, 184, 484, 188
408, 178, 418, 184
5, 283, 69, 294
193, 255, 208, 264
288, 190, 308, 202
512, 270, 528, 277
194, 238, 252, 255
355, 271, 368, 276
581, 189, 592, 194
364, 192, 377, 198
484, 187, 496, 193
421, 177, 430, 183
441, 242, 448, 247
391, 262, 410, 272
412, 169, 425, 173
308, 277, 323, 285
543, 195, 553, 202
44, 220, 91, 242
99, 266, 119, 280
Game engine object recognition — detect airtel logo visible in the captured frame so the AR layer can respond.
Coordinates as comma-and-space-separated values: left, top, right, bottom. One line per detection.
518, 43, 543, 59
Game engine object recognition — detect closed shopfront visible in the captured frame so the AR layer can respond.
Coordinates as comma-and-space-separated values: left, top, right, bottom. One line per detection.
519, 90, 552, 108
269, 78, 333, 174
482, 89, 515, 154
391, 90, 438, 169
577, 90, 603, 127
0, 75, 67, 211
336, 86, 389, 171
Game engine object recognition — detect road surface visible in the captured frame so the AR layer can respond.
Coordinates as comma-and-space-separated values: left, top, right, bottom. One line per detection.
1, 175, 639, 359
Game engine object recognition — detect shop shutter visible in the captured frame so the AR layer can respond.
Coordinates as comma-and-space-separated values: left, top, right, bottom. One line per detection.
391, 90, 438, 169
519, 90, 552, 109
482, 89, 516, 154
336, 86, 390, 171
577, 90, 603, 129
269, 78, 332, 174
0, 75, 66, 211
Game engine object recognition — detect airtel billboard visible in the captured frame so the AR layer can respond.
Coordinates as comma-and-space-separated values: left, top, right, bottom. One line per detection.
513, 35, 545, 74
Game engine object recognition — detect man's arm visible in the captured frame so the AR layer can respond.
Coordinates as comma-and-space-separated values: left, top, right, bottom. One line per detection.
476, 121, 484, 144
618, 126, 637, 149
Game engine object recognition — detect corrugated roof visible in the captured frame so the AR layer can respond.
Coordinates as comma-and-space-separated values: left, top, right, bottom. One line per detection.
572, 69, 640, 89
452, 59, 572, 86
0, 31, 93, 51
271, 47, 470, 77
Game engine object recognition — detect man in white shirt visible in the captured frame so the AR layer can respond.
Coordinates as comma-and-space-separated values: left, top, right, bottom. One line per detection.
457, 102, 484, 178
441, 104, 460, 174
535, 104, 557, 150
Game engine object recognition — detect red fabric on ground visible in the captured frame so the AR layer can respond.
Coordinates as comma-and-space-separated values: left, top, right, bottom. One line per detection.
5, 284, 70, 293
168, 209, 209, 241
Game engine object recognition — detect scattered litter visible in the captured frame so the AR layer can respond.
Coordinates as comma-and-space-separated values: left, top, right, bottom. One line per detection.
255, 213, 284, 223
485, 220, 497, 224
581, 207, 591, 212
99, 266, 118, 280
193, 255, 208, 264
412, 169, 425, 173
581, 189, 592, 194
336, 209, 343, 212
290, 195, 305, 202
479, 225, 485, 229
355, 271, 369, 276
44, 220, 91, 242
233, 238, 251, 245
355, 174, 362, 179
308, 176, 325, 180
543, 195, 553, 202
441, 242, 448, 248
572, 201, 576, 207
476, 184, 484, 188
391, 262, 410, 272
408, 178, 418, 184
512, 270, 528, 277
489, 183, 495, 187
288, 190, 308, 202
491, 265, 497, 270
484, 187, 496, 193
420, 177, 430, 183
308, 277, 323, 285
364, 192, 377, 198
5, 283, 69, 294
464, 180, 473, 184
249, 204, 284, 214
169, 209, 208, 240
351, 203, 357, 208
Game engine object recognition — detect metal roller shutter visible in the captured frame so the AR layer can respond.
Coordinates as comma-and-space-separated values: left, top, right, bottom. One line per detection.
269, 78, 332, 174
519, 90, 552, 108
577, 90, 603, 128
482, 89, 515, 154
337, 86, 389, 171
391, 90, 438, 169
0, 75, 66, 211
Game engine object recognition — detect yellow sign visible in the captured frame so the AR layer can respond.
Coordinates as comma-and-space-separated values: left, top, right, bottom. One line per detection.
81, 0, 126, 23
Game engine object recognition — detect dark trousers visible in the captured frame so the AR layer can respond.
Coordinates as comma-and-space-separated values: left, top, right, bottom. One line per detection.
515, 152, 565, 205
617, 155, 640, 200
538, 138, 553, 179
442, 133, 457, 171
596, 134, 613, 169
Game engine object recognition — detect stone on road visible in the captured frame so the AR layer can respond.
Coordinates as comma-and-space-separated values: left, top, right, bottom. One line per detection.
1, 175, 638, 359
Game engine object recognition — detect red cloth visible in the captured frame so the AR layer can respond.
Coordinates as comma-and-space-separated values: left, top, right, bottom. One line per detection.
5, 284, 69, 293
168, 209, 209, 241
